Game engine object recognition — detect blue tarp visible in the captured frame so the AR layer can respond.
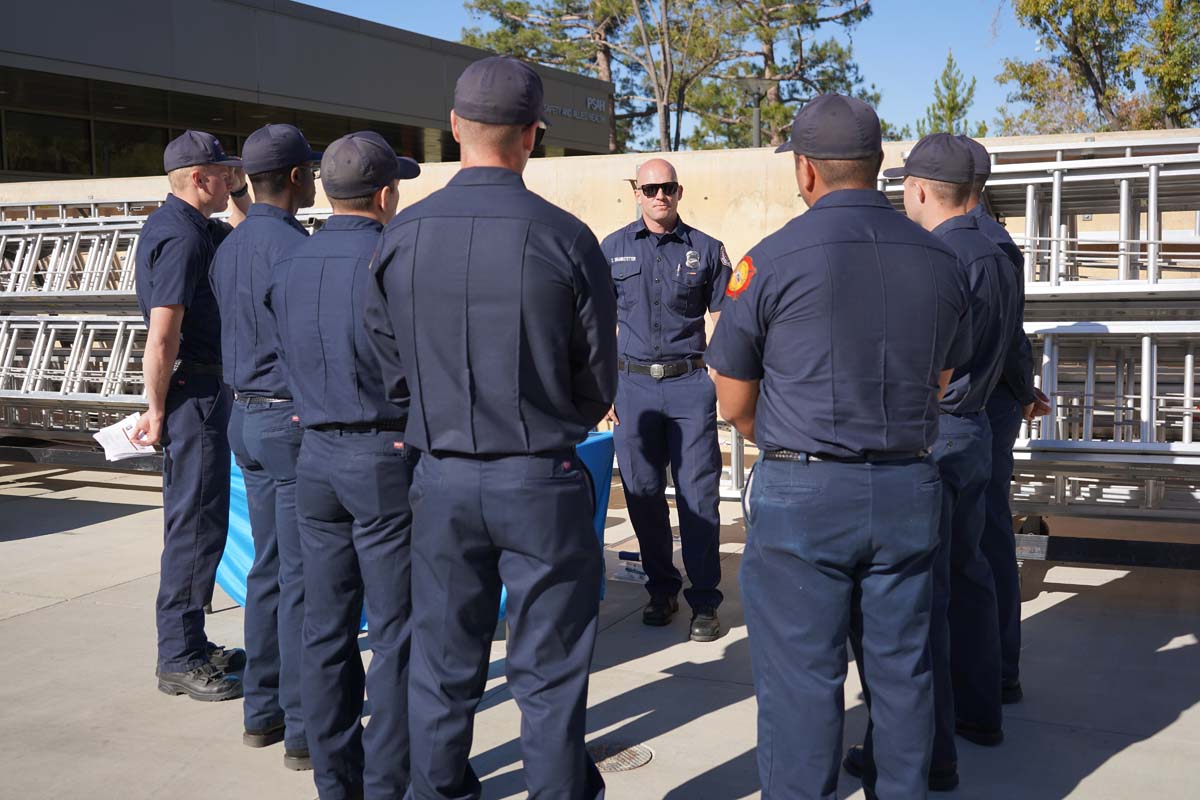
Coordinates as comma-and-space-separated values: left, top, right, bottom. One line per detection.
215, 431, 615, 625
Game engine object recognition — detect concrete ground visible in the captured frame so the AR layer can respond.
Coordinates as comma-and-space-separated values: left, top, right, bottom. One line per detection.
0, 462, 1197, 800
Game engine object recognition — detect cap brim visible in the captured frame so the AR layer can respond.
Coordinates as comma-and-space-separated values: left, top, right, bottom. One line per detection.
774, 141, 795, 154
214, 157, 243, 167
396, 157, 421, 180
881, 166, 906, 179
305, 150, 323, 165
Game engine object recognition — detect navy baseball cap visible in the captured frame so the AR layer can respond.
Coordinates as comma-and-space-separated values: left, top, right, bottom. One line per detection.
959, 135, 991, 177
242, 124, 322, 176
882, 133, 974, 183
774, 94, 882, 159
163, 130, 241, 173
454, 56, 549, 127
320, 131, 420, 199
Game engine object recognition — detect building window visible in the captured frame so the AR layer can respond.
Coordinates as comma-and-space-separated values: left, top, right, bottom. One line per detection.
5, 112, 91, 175
95, 121, 168, 177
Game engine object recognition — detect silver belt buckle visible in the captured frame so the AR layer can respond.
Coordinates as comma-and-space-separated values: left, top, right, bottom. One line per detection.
650, 363, 666, 380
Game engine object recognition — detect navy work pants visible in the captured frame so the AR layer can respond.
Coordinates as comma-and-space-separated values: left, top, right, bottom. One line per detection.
405, 451, 604, 800
298, 428, 414, 800
984, 385, 1024, 685
930, 411, 1002, 770
743, 455, 940, 800
156, 370, 232, 671
229, 399, 306, 749
613, 368, 723, 609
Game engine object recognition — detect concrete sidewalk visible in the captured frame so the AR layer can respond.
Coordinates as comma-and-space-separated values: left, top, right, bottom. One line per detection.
0, 462, 1197, 799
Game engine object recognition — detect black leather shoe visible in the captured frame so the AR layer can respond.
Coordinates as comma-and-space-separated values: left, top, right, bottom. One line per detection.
1002, 679, 1024, 704
843, 745, 960, 791
642, 595, 679, 626
206, 642, 247, 673
689, 607, 721, 642
956, 719, 1004, 746
157, 663, 243, 701
284, 747, 312, 771
243, 721, 285, 748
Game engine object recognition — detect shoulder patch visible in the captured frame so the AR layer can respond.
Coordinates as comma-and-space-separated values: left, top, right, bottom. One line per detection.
719, 245, 731, 268
726, 256, 756, 299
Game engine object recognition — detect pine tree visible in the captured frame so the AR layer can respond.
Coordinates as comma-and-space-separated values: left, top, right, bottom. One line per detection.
916, 50, 987, 138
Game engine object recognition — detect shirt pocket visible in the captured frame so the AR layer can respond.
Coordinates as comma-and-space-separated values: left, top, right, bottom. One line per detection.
612, 260, 642, 312
667, 263, 707, 317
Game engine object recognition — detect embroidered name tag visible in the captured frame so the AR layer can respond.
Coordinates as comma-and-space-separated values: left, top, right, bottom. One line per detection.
610, 256, 637, 262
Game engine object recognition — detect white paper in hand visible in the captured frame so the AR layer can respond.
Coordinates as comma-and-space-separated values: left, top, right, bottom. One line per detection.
93, 412, 157, 461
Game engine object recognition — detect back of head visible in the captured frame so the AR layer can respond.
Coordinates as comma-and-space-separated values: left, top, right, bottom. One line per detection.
451, 56, 548, 170
320, 131, 419, 221
243, 123, 322, 210
884, 133, 974, 229
958, 135, 991, 207
776, 94, 885, 203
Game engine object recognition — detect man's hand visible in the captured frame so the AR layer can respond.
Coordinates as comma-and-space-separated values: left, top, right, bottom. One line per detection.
132, 409, 164, 447
1024, 387, 1052, 421
604, 406, 619, 426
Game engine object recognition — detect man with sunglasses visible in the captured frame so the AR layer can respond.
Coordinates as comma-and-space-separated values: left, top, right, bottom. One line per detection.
601, 159, 732, 641
209, 123, 319, 768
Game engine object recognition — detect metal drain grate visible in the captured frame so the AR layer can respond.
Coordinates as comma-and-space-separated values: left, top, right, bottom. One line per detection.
588, 742, 654, 773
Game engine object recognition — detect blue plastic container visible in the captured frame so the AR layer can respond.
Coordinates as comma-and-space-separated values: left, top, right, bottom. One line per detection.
215, 430, 615, 626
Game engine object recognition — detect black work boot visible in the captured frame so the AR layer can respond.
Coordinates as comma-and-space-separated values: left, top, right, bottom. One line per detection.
156, 662, 243, 702
206, 642, 247, 673
243, 720, 285, 748
843, 744, 960, 792
284, 747, 312, 771
689, 607, 722, 642
1002, 678, 1024, 704
642, 594, 679, 626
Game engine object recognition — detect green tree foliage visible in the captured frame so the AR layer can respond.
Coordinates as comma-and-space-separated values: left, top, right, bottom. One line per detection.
1137, 0, 1200, 128
915, 50, 988, 137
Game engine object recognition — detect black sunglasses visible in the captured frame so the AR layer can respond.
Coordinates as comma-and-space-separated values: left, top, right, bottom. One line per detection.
638, 181, 680, 197
534, 121, 547, 148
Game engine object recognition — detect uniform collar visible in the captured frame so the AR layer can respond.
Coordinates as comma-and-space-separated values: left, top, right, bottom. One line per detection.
932, 214, 980, 237
247, 202, 306, 232
321, 214, 384, 232
808, 188, 895, 211
633, 216, 693, 246
966, 203, 986, 219
448, 166, 526, 188
163, 193, 211, 233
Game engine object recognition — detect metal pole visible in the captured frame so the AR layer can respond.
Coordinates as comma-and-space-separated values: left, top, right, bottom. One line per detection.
1023, 183, 1037, 283
751, 102, 761, 149
1050, 170, 1063, 284
1140, 334, 1154, 442
1041, 334, 1057, 440
1114, 348, 1125, 442
1185, 345, 1195, 445
1118, 177, 1131, 279
1148, 163, 1160, 283
1083, 341, 1096, 440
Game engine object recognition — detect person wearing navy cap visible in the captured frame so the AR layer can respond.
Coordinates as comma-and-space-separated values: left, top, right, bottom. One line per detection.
600, 158, 731, 641
268, 131, 420, 799
367, 55, 615, 800
961, 136, 1050, 706
843, 133, 1024, 794
707, 95, 972, 799
209, 123, 320, 767
133, 130, 252, 701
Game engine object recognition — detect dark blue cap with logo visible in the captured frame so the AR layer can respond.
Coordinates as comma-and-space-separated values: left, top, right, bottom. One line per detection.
454, 55, 549, 127
959, 135, 991, 177
163, 130, 242, 173
882, 132, 974, 183
320, 131, 420, 199
774, 94, 882, 159
242, 124, 322, 175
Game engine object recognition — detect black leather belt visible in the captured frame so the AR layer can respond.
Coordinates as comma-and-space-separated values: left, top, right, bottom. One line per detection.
618, 356, 704, 380
311, 421, 406, 433
764, 449, 928, 464
177, 361, 222, 376
234, 394, 290, 405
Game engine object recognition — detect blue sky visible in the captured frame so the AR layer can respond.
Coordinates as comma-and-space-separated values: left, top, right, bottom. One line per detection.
300, 1, 1043, 134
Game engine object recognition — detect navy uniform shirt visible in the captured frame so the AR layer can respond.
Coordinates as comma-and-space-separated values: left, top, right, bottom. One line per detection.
267, 215, 407, 429
367, 166, 618, 456
935, 215, 1024, 415
968, 202, 1035, 405
135, 194, 231, 365
209, 203, 308, 397
601, 218, 732, 362
706, 189, 972, 457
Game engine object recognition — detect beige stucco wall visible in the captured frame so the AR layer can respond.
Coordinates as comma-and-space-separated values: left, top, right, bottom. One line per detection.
2, 127, 1197, 265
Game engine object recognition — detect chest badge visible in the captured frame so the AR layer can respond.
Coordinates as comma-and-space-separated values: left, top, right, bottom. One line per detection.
685, 250, 700, 269
726, 256, 756, 299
